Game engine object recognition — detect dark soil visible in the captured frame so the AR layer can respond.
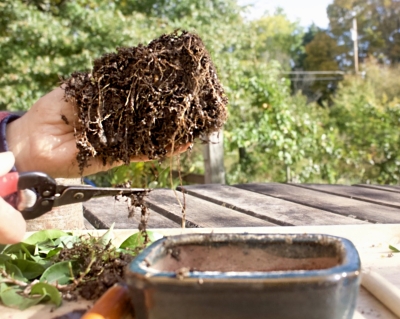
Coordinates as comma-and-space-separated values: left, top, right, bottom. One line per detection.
62, 30, 228, 172
51, 192, 150, 302
55, 238, 134, 301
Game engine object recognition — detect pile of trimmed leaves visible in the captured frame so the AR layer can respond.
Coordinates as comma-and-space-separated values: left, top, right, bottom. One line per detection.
0, 227, 159, 310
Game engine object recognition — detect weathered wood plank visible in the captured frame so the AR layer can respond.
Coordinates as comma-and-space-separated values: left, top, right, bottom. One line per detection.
354, 184, 400, 194
291, 183, 400, 209
83, 197, 180, 229
83, 217, 96, 230
203, 130, 225, 184
236, 183, 400, 224
146, 188, 277, 228
178, 184, 367, 226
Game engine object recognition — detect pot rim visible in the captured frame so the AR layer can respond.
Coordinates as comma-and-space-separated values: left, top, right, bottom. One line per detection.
128, 233, 361, 281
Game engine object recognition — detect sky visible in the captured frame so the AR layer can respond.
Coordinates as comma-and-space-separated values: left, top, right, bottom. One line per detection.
237, 0, 334, 29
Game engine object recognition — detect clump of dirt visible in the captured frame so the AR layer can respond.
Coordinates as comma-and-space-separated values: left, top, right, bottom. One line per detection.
62, 30, 228, 172
55, 238, 134, 301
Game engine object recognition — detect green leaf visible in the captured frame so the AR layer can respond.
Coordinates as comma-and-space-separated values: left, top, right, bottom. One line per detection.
30, 282, 62, 307
29, 255, 52, 267
24, 230, 70, 245
389, 244, 400, 252
40, 261, 76, 285
2, 243, 36, 256
119, 231, 162, 249
9, 260, 46, 280
53, 235, 81, 249
97, 223, 115, 246
46, 247, 63, 259
0, 255, 11, 266
3, 261, 26, 282
0, 287, 46, 310
0, 245, 7, 253
0, 283, 8, 293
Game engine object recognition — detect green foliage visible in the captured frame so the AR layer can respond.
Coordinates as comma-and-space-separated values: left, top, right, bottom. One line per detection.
301, 31, 343, 104
362, 60, 400, 102
0, 0, 156, 110
327, 0, 400, 66
389, 244, 400, 253
225, 61, 339, 183
246, 11, 304, 67
329, 73, 400, 184
2, 0, 400, 186
303, 32, 341, 71
0, 228, 160, 309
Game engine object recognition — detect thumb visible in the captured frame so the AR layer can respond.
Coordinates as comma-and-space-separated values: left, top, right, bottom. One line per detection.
0, 152, 15, 176
0, 197, 26, 244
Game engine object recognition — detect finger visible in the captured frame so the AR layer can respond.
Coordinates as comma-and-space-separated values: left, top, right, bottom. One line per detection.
0, 197, 26, 244
55, 141, 194, 178
166, 142, 192, 156
0, 152, 15, 175
82, 142, 193, 175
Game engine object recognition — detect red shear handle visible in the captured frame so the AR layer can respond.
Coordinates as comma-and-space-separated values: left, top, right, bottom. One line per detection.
0, 172, 19, 198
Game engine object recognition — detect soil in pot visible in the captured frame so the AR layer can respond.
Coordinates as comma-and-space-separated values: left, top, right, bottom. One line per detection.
153, 241, 343, 273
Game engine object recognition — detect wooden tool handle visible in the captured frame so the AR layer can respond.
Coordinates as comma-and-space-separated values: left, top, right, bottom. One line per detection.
0, 172, 19, 198
362, 269, 400, 318
81, 284, 132, 319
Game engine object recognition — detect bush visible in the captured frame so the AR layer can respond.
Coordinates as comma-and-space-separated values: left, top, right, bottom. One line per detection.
329, 72, 400, 184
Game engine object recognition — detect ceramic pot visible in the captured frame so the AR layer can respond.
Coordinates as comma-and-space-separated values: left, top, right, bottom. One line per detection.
126, 233, 361, 319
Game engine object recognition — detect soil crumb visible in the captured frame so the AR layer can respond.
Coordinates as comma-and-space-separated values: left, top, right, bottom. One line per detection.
62, 30, 228, 172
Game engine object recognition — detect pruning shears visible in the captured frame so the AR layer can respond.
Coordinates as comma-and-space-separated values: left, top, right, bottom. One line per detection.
0, 172, 149, 220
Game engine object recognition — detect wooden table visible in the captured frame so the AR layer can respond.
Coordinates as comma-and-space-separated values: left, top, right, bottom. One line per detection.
83, 183, 400, 229
81, 182, 400, 319
4, 183, 400, 319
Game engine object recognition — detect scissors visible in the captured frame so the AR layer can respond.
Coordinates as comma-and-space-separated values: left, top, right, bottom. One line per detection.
0, 172, 150, 220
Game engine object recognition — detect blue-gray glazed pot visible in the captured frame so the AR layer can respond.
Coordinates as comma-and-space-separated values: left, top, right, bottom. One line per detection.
125, 233, 361, 319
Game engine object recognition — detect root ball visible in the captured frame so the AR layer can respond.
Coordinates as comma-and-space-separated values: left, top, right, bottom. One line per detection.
63, 31, 228, 171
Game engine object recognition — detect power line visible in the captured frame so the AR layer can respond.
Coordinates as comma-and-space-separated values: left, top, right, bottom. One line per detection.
288, 77, 344, 81
281, 71, 345, 75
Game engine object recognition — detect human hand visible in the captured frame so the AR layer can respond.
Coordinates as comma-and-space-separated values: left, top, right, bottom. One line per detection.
0, 152, 26, 244
6, 87, 191, 178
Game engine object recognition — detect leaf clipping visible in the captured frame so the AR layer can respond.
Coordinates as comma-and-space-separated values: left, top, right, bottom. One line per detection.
0, 228, 162, 310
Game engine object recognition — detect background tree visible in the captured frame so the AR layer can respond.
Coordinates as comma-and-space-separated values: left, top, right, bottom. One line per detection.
292, 26, 343, 104
327, 0, 400, 67
246, 9, 304, 68
303, 31, 342, 104
2, 0, 400, 186
0, 0, 157, 111
329, 75, 400, 184
293, 23, 321, 68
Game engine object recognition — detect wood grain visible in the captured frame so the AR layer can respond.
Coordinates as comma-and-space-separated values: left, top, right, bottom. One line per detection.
83, 197, 180, 229
236, 183, 400, 224
178, 184, 367, 226
146, 188, 277, 228
291, 183, 400, 209
354, 184, 400, 194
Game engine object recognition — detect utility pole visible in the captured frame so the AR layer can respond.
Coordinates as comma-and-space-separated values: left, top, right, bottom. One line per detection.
351, 12, 359, 74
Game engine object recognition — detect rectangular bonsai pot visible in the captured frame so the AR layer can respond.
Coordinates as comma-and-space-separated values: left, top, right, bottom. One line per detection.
125, 233, 361, 319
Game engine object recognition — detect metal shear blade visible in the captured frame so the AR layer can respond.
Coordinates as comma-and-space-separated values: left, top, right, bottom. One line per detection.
12, 172, 149, 220
54, 185, 149, 207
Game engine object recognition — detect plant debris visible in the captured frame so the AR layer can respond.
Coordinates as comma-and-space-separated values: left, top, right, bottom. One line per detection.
54, 236, 133, 301
0, 228, 160, 310
117, 187, 151, 244
62, 30, 228, 172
